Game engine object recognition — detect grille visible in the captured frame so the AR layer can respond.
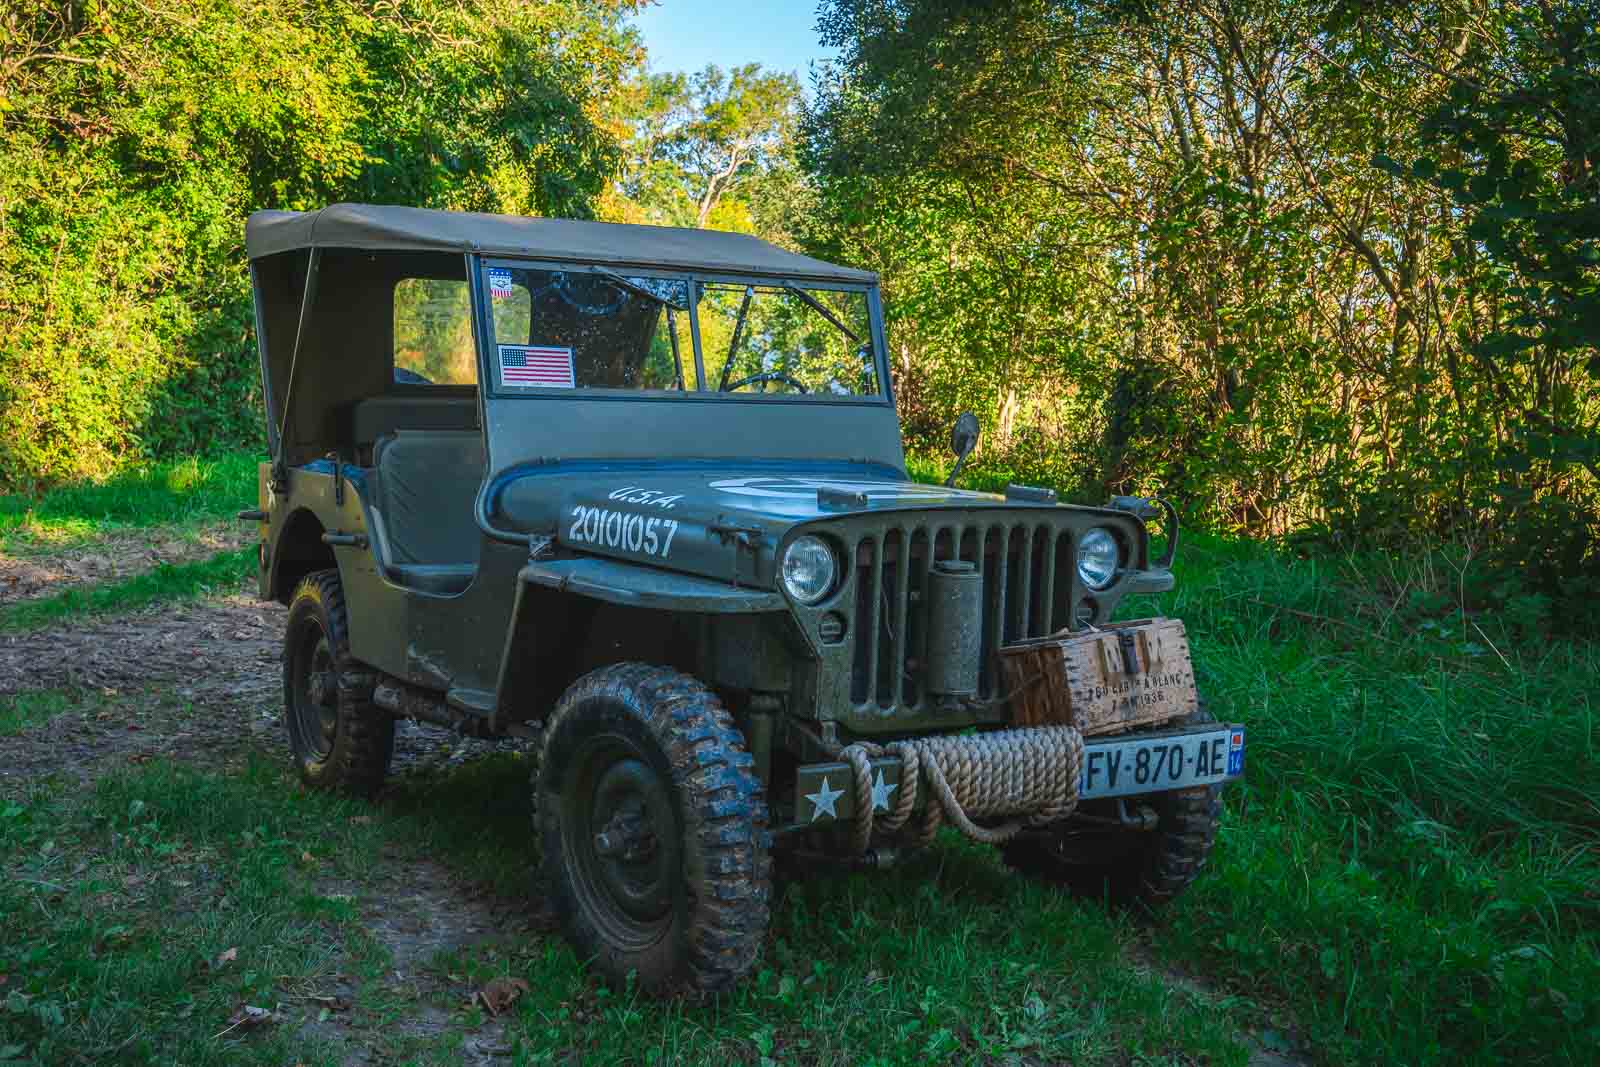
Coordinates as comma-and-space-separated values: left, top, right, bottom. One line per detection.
847, 519, 1076, 712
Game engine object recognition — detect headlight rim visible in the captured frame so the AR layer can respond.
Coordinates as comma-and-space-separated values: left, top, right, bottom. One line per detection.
1076, 525, 1122, 591
781, 533, 840, 605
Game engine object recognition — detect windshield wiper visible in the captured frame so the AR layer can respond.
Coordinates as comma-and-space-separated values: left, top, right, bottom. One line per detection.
667, 307, 684, 390
716, 284, 756, 391
783, 281, 860, 343
589, 266, 676, 307
591, 267, 688, 389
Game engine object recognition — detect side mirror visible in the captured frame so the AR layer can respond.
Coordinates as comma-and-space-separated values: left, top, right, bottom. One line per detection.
945, 412, 980, 487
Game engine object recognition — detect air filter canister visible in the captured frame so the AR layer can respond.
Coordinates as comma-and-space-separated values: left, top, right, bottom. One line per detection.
926, 559, 983, 697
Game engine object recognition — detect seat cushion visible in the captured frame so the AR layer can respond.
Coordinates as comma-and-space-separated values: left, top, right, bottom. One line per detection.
353, 392, 478, 445
372, 430, 486, 568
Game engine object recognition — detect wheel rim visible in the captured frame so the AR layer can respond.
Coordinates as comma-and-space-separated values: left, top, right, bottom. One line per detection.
561, 735, 680, 950
287, 617, 338, 763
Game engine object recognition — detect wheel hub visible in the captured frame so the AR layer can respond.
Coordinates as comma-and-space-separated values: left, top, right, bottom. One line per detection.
595, 805, 658, 863
290, 631, 339, 759
307, 669, 338, 708
571, 753, 679, 933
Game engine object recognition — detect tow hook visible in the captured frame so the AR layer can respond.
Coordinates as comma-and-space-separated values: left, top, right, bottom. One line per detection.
1118, 799, 1161, 831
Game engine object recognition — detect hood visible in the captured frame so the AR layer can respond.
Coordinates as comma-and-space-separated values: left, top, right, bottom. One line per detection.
492, 459, 1118, 590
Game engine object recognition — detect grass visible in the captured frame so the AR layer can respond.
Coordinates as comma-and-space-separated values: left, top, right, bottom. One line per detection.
0, 691, 83, 736
1, 452, 1594, 1064
385, 758, 1249, 1065
0, 759, 387, 1066
1126, 535, 1599, 1065
0, 451, 261, 555
0, 756, 1253, 1066
0, 548, 256, 633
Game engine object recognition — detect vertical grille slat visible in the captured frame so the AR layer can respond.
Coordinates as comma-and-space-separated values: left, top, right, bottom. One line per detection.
848, 514, 1073, 715
906, 528, 933, 708
875, 529, 902, 707
1015, 526, 1034, 639
891, 525, 913, 706
866, 535, 884, 706
990, 524, 1009, 655
1040, 528, 1059, 633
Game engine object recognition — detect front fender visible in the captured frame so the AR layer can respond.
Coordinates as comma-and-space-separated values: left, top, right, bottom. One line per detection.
491, 557, 797, 730
518, 558, 785, 613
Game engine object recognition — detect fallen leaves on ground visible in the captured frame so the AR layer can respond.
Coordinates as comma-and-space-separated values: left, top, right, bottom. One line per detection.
472, 976, 530, 1017
216, 1003, 276, 1039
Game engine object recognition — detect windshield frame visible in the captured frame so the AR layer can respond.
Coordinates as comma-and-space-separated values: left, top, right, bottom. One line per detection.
473, 255, 891, 405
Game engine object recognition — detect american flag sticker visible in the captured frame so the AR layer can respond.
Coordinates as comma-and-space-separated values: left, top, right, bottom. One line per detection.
499, 344, 574, 388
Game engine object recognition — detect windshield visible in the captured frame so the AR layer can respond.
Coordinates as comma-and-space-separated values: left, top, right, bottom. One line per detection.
482, 264, 881, 399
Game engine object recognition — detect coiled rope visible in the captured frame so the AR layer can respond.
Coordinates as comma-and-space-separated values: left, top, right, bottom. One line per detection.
839, 725, 1085, 853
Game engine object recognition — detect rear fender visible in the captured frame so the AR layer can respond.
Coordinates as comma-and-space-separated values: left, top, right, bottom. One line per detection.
268, 506, 336, 604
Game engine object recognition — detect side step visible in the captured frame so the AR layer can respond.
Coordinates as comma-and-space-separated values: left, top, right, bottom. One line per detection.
371, 678, 538, 741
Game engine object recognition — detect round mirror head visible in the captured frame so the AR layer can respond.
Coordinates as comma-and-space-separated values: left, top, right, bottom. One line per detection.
950, 412, 980, 457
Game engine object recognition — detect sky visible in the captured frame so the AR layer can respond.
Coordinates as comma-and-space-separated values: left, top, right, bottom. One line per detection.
628, 0, 838, 82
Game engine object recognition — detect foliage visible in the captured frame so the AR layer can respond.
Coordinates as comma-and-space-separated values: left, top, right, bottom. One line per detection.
1371, 0, 1600, 616
609, 62, 804, 235
0, 0, 640, 492
805, 0, 1599, 621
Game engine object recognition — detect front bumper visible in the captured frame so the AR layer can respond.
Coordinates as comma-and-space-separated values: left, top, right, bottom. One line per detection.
784, 720, 1244, 831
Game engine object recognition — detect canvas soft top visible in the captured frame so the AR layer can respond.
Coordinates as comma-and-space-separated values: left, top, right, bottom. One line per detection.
245, 203, 877, 284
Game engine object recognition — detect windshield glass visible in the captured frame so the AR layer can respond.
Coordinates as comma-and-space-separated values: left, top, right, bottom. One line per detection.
482, 264, 881, 398
696, 281, 876, 396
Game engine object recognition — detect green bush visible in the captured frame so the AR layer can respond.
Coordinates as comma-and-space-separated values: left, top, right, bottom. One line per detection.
0, 0, 636, 492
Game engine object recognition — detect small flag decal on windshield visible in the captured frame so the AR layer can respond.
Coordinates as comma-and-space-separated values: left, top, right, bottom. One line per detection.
489, 268, 516, 300
499, 344, 574, 388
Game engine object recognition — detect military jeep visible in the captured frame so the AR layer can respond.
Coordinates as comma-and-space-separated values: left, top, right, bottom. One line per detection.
242, 204, 1243, 996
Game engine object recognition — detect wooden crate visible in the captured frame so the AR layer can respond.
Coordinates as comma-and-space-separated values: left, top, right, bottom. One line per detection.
996, 617, 1198, 736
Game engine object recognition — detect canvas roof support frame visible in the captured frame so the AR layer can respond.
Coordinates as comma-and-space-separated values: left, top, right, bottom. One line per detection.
273, 246, 321, 478
245, 204, 876, 285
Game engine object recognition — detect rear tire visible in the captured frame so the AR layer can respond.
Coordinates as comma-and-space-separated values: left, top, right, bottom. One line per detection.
283, 570, 393, 794
1001, 706, 1223, 909
535, 663, 770, 996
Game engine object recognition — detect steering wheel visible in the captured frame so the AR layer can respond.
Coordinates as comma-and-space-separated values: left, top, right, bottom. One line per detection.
722, 371, 809, 393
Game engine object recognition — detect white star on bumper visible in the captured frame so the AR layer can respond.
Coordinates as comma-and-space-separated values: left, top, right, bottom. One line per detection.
870, 770, 897, 812
805, 776, 844, 821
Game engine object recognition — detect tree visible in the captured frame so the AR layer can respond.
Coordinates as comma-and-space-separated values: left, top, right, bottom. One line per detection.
803, 0, 1596, 615
0, 0, 641, 488
616, 63, 801, 230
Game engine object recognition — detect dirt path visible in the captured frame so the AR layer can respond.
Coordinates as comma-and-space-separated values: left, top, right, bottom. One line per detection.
0, 519, 251, 606
1, 591, 546, 1064
302, 860, 551, 1065
0, 590, 524, 790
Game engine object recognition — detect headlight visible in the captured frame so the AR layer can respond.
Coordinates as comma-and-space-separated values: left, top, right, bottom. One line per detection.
781, 535, 837, 604
1076, 527, 1120, 589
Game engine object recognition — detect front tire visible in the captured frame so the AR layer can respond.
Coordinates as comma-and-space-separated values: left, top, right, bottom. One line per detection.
536, 664, 770, 996
283, 570, 394, 794
1002, 707, 1223, 909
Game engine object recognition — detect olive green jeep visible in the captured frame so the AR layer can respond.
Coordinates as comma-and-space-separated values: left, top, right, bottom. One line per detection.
242, 204, 1244, 996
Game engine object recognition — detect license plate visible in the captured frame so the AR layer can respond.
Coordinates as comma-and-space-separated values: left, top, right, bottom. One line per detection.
1079, 725, 1245, 800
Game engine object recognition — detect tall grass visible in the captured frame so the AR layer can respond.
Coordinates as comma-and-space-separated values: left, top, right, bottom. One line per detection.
0, 450, 262, 552
1142, 537, 1599, 1064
